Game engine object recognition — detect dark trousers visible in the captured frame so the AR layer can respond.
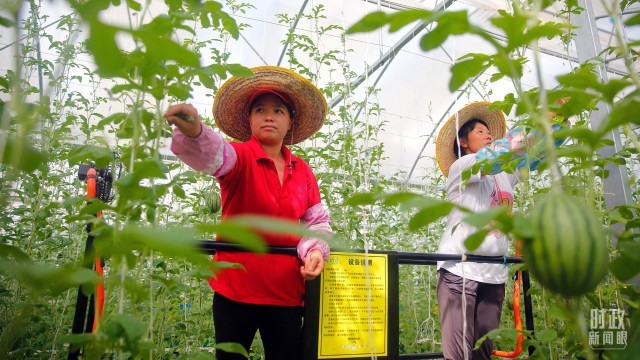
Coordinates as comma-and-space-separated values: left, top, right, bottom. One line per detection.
437, 269, 505, 360
212, 292, 303, 360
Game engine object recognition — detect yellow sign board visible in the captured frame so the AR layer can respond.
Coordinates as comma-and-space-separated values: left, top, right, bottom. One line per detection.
318, 252, 388, 358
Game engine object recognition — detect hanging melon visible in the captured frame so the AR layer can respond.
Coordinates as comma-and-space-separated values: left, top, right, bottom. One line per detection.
522, 193, 609, 297
204, 190, 221, 214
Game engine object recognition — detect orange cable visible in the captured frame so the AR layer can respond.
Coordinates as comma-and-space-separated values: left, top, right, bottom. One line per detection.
492, 245, 523, 358
86, 168, 105, 332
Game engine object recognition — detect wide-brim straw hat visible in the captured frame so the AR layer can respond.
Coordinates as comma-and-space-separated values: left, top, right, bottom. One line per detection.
435, 102, 506, 177
213, 66, 327, 144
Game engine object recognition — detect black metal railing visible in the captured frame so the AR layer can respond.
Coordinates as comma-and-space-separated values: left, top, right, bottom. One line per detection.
198, 240, 534, 360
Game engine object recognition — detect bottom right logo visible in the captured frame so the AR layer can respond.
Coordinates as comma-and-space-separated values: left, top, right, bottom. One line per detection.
588, 308, 627, 350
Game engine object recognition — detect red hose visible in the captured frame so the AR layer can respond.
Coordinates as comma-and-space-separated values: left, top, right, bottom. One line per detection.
86, 168, 105, 332
492, 246, 523, 358
93, 252, 104, 332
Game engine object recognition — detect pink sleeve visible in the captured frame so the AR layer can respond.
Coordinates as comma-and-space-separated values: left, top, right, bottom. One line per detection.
170, 125, 237, 177
297, 203, 332, 261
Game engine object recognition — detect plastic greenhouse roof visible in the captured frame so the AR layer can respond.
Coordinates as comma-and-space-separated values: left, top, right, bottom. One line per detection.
1, 0, 638, 185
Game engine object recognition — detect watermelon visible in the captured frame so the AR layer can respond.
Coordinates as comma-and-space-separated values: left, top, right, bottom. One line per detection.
205, 191, 221, 214
523, 193, 609, 297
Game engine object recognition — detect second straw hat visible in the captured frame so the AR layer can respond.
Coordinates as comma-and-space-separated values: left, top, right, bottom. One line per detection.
435, 102, 506, 177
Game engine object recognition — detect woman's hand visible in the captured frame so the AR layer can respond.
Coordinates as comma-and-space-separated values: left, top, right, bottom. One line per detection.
164, 103, 202, 138
300, 249, 325, 281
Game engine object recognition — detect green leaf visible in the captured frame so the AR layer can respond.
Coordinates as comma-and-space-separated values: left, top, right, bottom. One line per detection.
608, 308, 640, 360
200, 1, 240, 39
610, 253, 640, 282
556, 65, 603, 91
556, 144, 595, 158
210, 261, 245, 272
86, 23, 126, 77
493, 53, 525, 80
0, 15, 15, 27
450, 53, 491, 91
126, 0, 141, 11
225, 63, 254, 77
230, 215, 330, 242
520, 22, 566, 44
601, 79, 632, 103
111, 83, 140, 95
121, 225, 209, 265
137, 31, 200, 67
187, 266, 229, 281
420, 11, 473, 51
556, 127, 601, 148
512, 213, 534, 240
133, 159, 169, 180
462, 206, 509, 229
618, 239, 640, 261
220, 15, 240, 40
489, 72, 505, 83
464, 229, 491, 252
624, 12, 640, 26
345, 11, 389, 34
493, 93, 517, 114
215, 342, 248, 358
387, 9, 432, 32
166, 84, 192, 101
151, 274, 187, 291
0, 261, 99, 295
172, 185, 186, 199
68, 145, 114, 168
2, 138, 48, 173
344, 192, 379, 206
599, 95, 640, 135
345, 9, 433, 35
382, 192, 423, 207
79, 199, 115, 215
0, 244, 31, 262
493, 8, 566, 52
139, 109, 155, 136
408, 202, 454, 231
614, 205, 637, 221
96, 112, 127, 129
536, 329, 558, 342
480, 328, 518, 346
490, 9, 527, 49
102, 315, 146, 344
123, 275, 149, 301
57, 333, 96, 350
197, 222, 266, 253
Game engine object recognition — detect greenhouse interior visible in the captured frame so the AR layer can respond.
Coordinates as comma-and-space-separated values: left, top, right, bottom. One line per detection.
1, 0, 639, 359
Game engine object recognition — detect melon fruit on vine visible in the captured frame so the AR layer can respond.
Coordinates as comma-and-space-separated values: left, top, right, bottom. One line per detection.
205, 191, 221, 214
522, 193, 609, 297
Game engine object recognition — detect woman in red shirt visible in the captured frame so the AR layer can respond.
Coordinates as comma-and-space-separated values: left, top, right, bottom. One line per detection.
165, 66, 331, 360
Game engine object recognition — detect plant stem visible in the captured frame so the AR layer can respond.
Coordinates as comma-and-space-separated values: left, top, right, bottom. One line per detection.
567, 298, 596, 360
0, 292, 36, 358
602, 0, 640, 90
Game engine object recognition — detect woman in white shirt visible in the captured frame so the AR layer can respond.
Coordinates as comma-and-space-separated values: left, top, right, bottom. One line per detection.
434, 101, 564, 359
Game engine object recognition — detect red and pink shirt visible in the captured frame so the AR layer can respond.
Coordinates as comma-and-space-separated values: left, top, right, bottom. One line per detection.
171, 125, 331, 306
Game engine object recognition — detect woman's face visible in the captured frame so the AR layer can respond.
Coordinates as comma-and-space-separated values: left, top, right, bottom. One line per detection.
460, 122, 493, 155
249, 93, 292, 146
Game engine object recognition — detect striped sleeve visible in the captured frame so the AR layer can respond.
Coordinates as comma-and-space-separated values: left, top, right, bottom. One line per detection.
298, 203, 331, 261
170, 125, 237, 177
